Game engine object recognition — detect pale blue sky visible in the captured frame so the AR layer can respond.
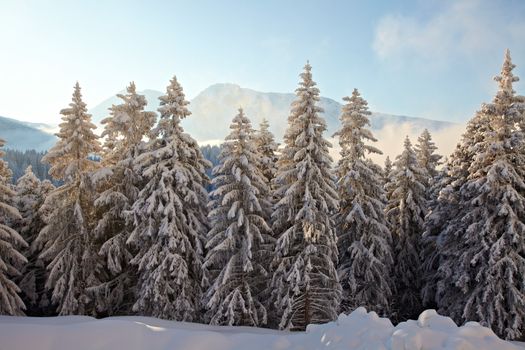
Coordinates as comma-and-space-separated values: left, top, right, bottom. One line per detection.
0, 0, 524, 124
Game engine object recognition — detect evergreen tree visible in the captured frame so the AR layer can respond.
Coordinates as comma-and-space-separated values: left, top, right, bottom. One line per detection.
333, 89, 394, 316
414, 129, 442, 180
383, 156, 392, 186
36, 83, 102, 315
0, 138, 26, 315
127, 76, 209, 321
254, 118, 279, 187
14, 166, 55, 315
4, 149, 54, 184
437, 49, 525, 340
430, 112, 493, 316
420, 161, 451, 308
15, 166, 41, 238
270, 63, 340, 330
203, 108, 272, 326
91, 82, 156, 315
385, 136, 427, 321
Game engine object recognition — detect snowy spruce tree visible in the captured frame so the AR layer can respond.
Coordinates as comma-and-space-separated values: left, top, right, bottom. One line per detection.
420, 160, 452, 308
270, 63, 340, 330
0, 138, 26, 315
91, 82, 156, 315
253, 118, 279, 187
127, 76, 210, 321
385, 136, 427, 321
427, 112, 493, 313
414, 129, 442, 180
203, 108, 273, 326
383, 156, 392, 186
14, 166, 55, 315
36, 83, 102, 315
437, 49, 525, 340
333, 89, 394, 316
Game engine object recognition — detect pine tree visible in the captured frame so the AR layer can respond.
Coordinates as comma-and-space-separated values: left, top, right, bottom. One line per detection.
0, 138, 26, 315
127, 76, 209, 321
430, 112, 493, 317
36, 82, 102, 315
271, 63, 340, 330
414, 129, 442, 180
385, 136, 427, 321
15, 166, 41, 239
203, 108, 272, 326
420, 161, 451, 308
333, 89, 394, 316
254, 118, 279, 187
437, 49, 525, 340
91, 82, 156, 315
383, 156, 392, 186
14, 166, 55, 315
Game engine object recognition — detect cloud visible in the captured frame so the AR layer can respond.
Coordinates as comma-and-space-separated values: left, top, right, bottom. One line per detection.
370, 122, 465, 165
372, 0, 525, 64
328, 123, 466, 167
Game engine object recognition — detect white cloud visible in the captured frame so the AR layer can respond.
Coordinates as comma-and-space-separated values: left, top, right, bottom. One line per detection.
372, 0, 525, 64
370, 123, 465, 165
329, 123, 466, 166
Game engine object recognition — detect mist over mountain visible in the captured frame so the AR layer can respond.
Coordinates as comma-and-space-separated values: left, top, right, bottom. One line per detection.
0, 116, 56, 151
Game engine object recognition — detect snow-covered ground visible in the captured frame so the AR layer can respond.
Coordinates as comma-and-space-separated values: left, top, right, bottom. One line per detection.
0, 308, 523, 350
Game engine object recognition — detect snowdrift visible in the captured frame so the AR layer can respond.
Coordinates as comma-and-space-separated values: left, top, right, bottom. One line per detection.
0, 308, 521, 350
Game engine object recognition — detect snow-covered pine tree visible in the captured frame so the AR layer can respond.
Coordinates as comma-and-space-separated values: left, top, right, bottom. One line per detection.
14, 166, 41, 239
414, 129, 442, 180
385, 136, 427, 321
437, 49, 525, 340
414, 129, 443, 222
420, 160, 451, 308
32, 179, 55, 315
254, 118, 279, 187
430, 112, 493, 317
0, 138, 26, 315
270, 63, 340, 330
203, 108, 272, 326
127, 76, 210, 321
14, 166, 55, 315
333, 89, 394, 316
383, 156, 392, 186
36, 82, 102, 315
91, 82, 156, 315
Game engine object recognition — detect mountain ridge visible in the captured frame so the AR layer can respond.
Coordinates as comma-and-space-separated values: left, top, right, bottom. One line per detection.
0, 84, 460, 156
0, 116, 57, 151
88, 84, 456, 145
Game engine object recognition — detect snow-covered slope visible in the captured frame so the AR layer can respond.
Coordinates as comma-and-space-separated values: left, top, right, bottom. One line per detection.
0, 116, 56, 151
0, 308, 520, 350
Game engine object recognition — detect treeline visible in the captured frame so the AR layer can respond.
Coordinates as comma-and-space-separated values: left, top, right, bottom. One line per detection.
4, 146, 220, 186
0, 50, 524, 340
4, 149, 56, 185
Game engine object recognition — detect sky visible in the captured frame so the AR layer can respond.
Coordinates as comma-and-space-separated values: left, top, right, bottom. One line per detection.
0, 0, 524, 124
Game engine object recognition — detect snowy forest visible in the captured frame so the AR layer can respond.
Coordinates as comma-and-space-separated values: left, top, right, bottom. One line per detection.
1, 49, 525, 341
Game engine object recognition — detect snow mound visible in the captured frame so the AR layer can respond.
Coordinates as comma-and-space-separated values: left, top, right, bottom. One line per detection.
0, 308, 520, 350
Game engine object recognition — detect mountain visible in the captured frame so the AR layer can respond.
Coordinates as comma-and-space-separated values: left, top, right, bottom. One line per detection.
185, 83, 457, 143
0, 116, 56, 151
89, 83, 457, 145
1, 84, 460, 160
